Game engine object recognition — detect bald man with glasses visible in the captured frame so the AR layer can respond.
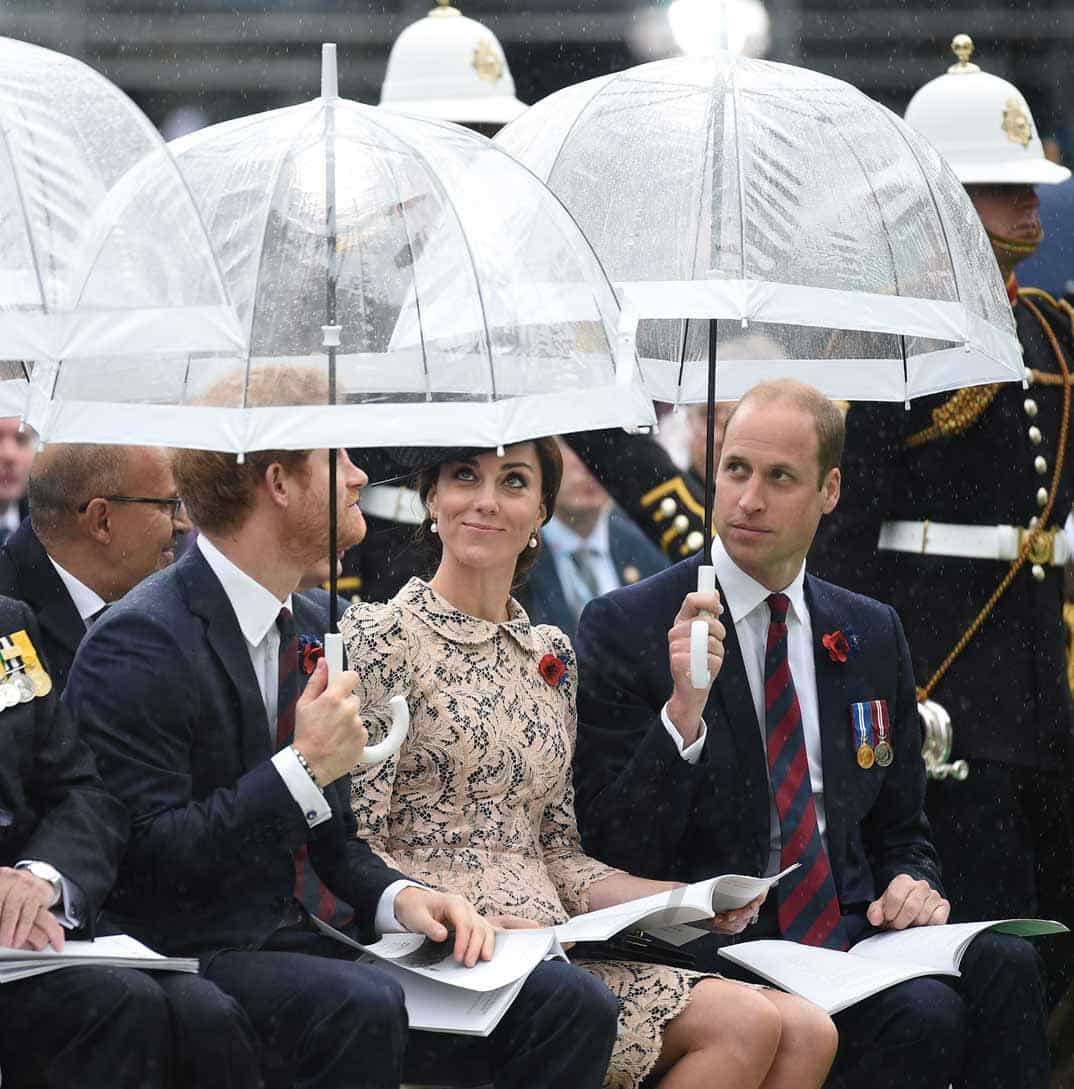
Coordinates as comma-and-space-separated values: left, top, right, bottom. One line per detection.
0, 443, 190, 693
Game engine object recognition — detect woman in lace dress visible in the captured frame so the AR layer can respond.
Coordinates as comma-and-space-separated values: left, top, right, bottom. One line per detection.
341, 440, 837, 1089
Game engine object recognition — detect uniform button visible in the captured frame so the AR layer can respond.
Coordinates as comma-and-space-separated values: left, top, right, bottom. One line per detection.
1029, 426, 1042, 445
1037, 487, 1048, 507
673, 513, 689, 532
1024, 398, 1039, 417
1032, 564, 1046, 582
685, 530, 705, 552
659, 497, 678, 517
1035, 456, 1048, 475
1030, 516, 1040, 528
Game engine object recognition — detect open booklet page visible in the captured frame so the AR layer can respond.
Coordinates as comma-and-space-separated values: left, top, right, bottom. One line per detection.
719, 918, 1068, 1014
0, 934, 199, 984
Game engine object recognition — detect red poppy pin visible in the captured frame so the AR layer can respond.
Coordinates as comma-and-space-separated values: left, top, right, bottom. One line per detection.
821, 626, 859, 664
299, 635, 324, 675
538, 653, 569, 687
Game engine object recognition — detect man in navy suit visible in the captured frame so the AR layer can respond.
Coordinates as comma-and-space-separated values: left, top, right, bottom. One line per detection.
0, 443, 190, 693
67, 367, 618, 1089
574, 379, 1049, 1089
522, 441, 666, 639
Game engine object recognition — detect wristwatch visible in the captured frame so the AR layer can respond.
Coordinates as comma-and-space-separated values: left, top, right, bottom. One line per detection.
22, 861, 62, 907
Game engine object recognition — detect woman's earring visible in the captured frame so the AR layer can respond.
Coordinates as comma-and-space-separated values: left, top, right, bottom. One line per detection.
430, 520, 438, 535
528, 532, 538, 549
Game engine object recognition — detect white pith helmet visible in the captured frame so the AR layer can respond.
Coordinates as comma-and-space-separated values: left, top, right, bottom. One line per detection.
380, 0, 526, 126
904, 34, 1070, 185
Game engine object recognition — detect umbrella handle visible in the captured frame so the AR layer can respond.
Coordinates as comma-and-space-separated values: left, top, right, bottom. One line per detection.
689, 564, 717, 690
323, 632, 411, 765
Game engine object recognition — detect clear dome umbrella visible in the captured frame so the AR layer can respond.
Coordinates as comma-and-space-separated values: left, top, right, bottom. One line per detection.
0, 36, 242, 417
496, 53, 1022, 686
22, 46, 655, 756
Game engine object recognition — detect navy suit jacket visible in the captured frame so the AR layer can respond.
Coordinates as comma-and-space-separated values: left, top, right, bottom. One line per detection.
573, 552, 943, 926
0, 596, 125, 930
65, 548, 407, 957
522, 509, 668, 640
0, 520, 86, 694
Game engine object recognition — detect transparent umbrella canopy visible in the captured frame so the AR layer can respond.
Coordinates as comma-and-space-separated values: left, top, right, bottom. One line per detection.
24, 46, 654, 454
0, 36, 242, 418
495, 53, 1022, 406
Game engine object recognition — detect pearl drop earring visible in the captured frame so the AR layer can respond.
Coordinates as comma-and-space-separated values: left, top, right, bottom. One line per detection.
430, 520, 438, 534
528, 532, 538, 549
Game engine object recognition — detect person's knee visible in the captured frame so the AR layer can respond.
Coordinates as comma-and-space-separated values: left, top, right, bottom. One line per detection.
524, 962, 620, 1035
695, 982, 783, 1062
96, 967, 172, 1034
779, 995, 838, 1066
886, 978, 965, 1052
305, 964, 408, 1052
964, 932, 1044, 993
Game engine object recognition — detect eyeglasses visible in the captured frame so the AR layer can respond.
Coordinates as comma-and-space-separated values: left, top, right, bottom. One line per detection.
77, 495, 184, 518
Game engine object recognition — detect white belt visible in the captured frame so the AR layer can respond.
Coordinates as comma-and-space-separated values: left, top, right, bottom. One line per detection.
360, 485, 425, 526
878, 520, 1072, 565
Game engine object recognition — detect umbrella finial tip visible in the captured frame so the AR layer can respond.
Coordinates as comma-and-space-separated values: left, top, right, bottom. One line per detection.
948, 34, 980, 74
321, 43, 339, 99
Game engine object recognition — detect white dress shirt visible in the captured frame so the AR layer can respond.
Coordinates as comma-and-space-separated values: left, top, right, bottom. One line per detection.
663, 538, 829, 875
49, 558, 106, 623
196, 537, 413, 934
542, 510, 620, 614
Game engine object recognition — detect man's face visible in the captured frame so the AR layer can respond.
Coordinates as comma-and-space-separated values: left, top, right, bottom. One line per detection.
0, 417, 35, 505
966, 184, 1041, 241
287, 449, 368, 566
714, 399, 840, 590
106, 449, 183, 598
554, 441, 609, 520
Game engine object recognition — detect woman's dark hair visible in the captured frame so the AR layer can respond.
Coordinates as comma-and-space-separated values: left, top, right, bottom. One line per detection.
415, 437, 564, 588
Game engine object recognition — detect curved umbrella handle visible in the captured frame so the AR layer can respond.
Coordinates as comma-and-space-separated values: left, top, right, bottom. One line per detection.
323, 633, 410, 765
689, 564, 717, 690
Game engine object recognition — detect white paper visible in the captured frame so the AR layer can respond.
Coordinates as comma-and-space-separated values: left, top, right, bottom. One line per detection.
0, 934, 198, 983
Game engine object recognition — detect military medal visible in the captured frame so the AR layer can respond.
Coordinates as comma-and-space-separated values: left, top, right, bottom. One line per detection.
11, 630, 52, 697
873, 699, 894, 767
851, 702, 875, 769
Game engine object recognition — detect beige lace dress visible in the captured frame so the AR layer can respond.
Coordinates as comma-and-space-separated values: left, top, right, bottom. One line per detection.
341, 578, 714, 1089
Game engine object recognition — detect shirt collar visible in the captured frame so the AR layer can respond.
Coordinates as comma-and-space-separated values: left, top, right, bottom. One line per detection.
197, 535, 292, 647
540, 509, 611, 558
711, 537, 807, 625
48, 558, 106, 622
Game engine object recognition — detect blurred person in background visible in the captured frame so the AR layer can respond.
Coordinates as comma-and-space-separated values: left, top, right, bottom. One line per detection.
0, 444, 188, 692
0, 417, 35, 543
522, 439, 666, 639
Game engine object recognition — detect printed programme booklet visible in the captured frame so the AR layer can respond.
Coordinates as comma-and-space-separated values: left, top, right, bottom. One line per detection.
718, 918, 1068, 1014
314, 866, 797, 1036
0, 933, 199, 983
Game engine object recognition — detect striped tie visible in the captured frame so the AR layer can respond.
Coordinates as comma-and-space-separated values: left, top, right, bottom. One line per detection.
276, 608, 353, 929
764, 593, 848, 950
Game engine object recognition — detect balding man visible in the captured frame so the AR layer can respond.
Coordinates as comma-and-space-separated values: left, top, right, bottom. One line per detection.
0, 443, 188, 692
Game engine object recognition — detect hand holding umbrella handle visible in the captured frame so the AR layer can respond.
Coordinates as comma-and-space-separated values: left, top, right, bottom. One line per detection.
323, 632, 410, 765
689, 564, 717, 689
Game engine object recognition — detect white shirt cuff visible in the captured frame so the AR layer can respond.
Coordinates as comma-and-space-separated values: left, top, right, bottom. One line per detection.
375, 879, 425, 935
15, 861, 82, 929
660, 703, 707, 764
271, 747, 332, 827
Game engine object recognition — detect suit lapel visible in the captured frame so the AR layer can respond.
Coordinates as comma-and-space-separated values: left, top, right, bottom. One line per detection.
706, 579, 770, 866
12, 526, 84, 657
180, 551, 272, 769
805, 575, 853, 889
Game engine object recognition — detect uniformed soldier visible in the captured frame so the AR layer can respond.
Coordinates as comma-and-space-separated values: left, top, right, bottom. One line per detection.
811, 35, 1074, 1015
342, 2, 709, 602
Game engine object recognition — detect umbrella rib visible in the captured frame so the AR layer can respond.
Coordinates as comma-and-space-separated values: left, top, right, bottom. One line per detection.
1, 96, 52, 320
541, 75, 616, 186
728, 60, 748, 284
359, 108, 496, 402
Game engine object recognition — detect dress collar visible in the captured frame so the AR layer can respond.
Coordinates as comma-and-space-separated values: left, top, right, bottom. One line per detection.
397, 577, 535, 650
711, 537, 808, 626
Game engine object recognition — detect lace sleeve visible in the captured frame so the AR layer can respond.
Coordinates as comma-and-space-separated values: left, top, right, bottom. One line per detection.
536, 629, 622, 915
339, 601, 414, 871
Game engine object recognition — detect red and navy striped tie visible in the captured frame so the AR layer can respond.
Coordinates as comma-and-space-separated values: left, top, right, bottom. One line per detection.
276, 608, 354, 929
764, 593, 848, 950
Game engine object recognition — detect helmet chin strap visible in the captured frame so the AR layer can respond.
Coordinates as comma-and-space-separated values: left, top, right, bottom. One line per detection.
987, 225, 1044, 280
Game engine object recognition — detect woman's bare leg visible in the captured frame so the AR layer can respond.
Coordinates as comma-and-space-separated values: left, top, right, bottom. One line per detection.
757, 990, 839, 1089
650, 978, 782, 1089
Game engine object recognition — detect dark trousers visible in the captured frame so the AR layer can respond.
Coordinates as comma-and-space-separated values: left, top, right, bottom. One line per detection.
927, 761, 1074, 1009
206, 929, 619, 1089
691, 928, 1047, 1089
0, 964, 261, 1089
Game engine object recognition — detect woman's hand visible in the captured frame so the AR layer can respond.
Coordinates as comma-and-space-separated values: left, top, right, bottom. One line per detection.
708, 892, 766, 935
